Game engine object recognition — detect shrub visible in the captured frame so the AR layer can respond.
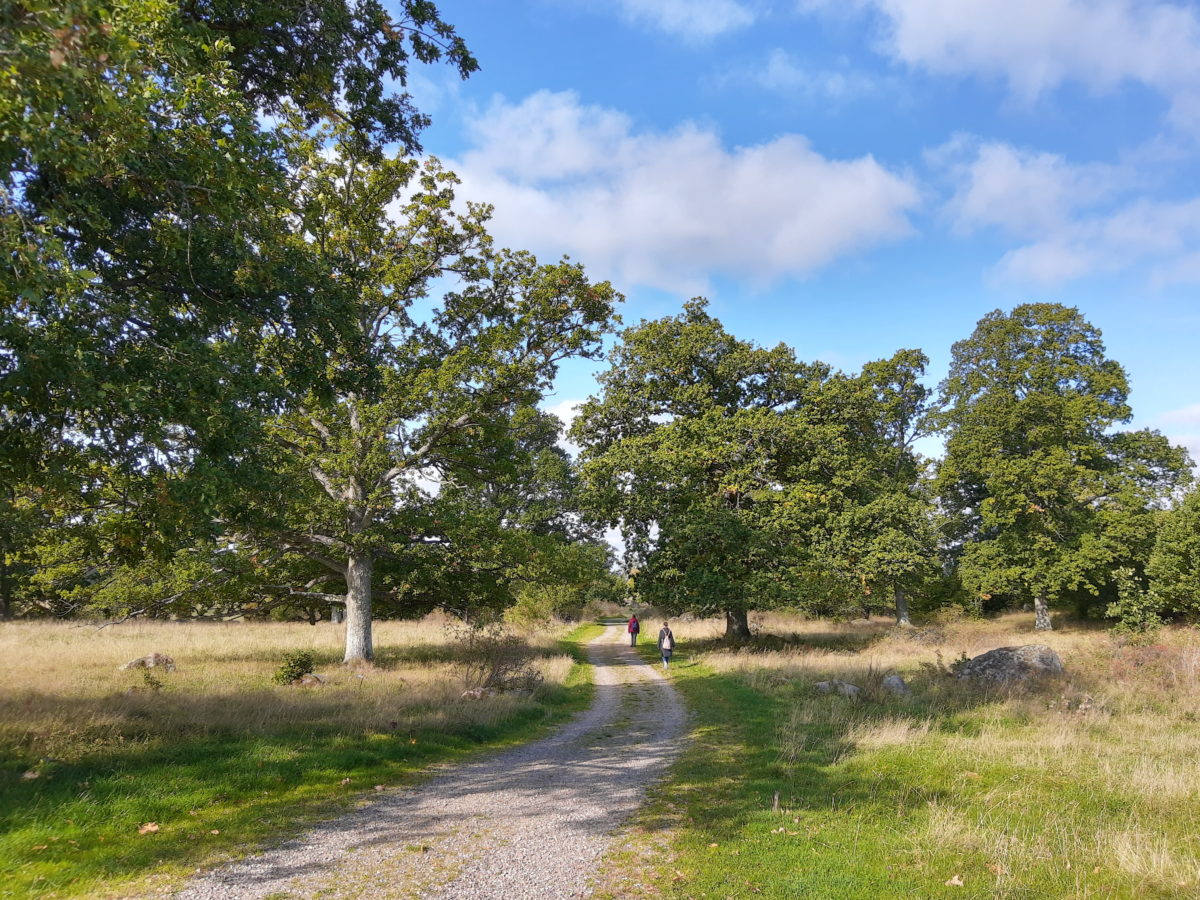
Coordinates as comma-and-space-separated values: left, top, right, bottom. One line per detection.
455, 622, 544, 693
273, 650, 316, 685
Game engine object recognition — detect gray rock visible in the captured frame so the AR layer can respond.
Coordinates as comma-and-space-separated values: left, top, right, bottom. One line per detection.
118, 652, 176, 673
814, 679, 861, 698
460, 687, 495, 700
881, 673, 909, 695
955, 645, 1064, 682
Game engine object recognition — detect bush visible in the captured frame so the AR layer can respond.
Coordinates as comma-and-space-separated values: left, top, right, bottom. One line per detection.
273, 650, 316, 685
455, 622, 544, 693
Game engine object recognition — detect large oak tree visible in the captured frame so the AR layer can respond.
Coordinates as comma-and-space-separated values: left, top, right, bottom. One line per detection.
937, 303, 1189, 630
223, 136, 618, 660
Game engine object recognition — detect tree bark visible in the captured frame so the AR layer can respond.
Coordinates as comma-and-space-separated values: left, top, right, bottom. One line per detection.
725, 608, 751, 640
1033, 591, 1053, 631
0, 551, 10, 621
343, 551, 374, 661
894, 584, 911, 626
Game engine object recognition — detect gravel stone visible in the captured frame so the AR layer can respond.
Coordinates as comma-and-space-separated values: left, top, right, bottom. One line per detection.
171, 625, 686, 900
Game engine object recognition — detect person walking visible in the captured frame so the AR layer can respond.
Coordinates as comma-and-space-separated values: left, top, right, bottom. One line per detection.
627, 614, 640, 647
657, 621, 675, 670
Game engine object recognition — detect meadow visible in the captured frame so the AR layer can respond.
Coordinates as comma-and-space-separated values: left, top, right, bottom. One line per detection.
0, 617, 598, 899
598, 612, 1200, 899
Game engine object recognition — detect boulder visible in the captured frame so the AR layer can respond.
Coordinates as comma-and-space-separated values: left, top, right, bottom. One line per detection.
814, 679, 862, 699
881, 673, 910, 695
118, 652, 176, 673
955, 645, 1064, 683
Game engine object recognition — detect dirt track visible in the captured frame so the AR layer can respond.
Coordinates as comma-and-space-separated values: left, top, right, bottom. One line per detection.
173, 624, 686, 900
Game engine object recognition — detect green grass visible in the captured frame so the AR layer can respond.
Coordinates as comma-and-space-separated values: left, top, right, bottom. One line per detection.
0, 623, 600, 900
607, 636, 1199, 899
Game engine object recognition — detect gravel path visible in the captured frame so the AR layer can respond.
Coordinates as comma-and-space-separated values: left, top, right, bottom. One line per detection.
174, 624, 686, 900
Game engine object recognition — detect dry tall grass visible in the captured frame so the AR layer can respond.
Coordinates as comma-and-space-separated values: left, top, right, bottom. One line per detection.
0, 617, 576, 760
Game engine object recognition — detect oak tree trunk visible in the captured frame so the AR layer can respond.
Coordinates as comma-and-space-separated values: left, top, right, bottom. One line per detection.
725, 608, 751, 640
894, 584, 911, 626
0, 554, 10, 621
1033, 592, 1053, 631
343, 551, 374, 662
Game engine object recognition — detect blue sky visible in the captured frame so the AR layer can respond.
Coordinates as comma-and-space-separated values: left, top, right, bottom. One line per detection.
406, 0, 1200, 462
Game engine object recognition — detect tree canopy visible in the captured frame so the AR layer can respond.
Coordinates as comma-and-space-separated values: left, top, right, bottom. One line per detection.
936, 303, 1191, 630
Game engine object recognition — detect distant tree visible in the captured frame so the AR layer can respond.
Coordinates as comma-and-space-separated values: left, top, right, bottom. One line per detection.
819, 351, 941, 625
573, 300, 849, 639
1144, 486, 1200, 621
937, 303, 1190, 630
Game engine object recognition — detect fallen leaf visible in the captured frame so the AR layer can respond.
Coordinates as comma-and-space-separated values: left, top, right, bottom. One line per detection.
945, 874, 964, 887
138, 822, 159, 835
210, 830, 220, 835
708, 842, 719, 849
32, 844, 48, 851
963, 772, 981, 780
1092, 866, 1102, 874
49, 48, 65, 67
374, 784, 385, 791
987, 863, 1008, 876
339, 777, 351, 785
21, 770, 39, 780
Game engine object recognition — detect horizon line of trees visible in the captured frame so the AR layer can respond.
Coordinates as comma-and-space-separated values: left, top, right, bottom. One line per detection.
572, 300, 1197, 638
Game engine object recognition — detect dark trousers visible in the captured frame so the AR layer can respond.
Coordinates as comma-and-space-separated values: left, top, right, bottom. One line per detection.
629, 632, 638, 646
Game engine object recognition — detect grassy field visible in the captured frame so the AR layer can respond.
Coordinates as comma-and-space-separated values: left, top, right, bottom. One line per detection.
598, 612, 1200, 899
0, 617, 602, 899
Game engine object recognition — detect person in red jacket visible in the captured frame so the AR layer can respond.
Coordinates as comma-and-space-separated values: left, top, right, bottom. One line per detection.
627, 614, 640, 647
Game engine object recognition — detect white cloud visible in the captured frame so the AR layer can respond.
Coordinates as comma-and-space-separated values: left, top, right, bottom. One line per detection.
935, 137, 1128, 235
543, 398, 584, 456
801, 0, 1200, 128
932, 136, 1200, 286
730, 49, 882, 101
614, 0, 756, 41
993, 196, 1200, 285
452, 90, 920, 293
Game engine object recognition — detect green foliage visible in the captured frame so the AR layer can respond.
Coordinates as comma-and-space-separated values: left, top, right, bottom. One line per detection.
1134, 486, 1200, 624
2, 0, 478, 621
215, 133, 620, 659
936, 303, 1191, 627
179, 0, 477, 153
573, 300, 833, 633
272, 650, 316, 685
574, 303, 944, 633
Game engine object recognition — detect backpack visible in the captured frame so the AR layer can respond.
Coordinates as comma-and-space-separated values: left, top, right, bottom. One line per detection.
661, 630, 673, 651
